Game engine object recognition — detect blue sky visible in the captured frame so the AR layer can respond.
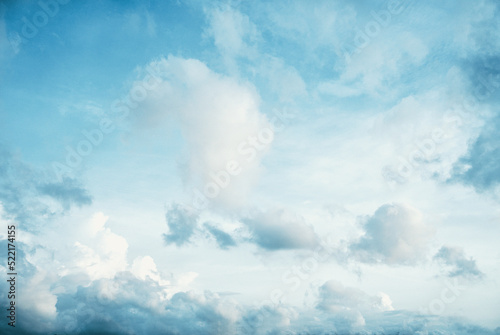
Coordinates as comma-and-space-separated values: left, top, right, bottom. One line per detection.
1, 0, 500, 334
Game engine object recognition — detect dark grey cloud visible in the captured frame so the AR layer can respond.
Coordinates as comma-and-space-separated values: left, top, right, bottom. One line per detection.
243, 209, 319, 251
349, 203, 434, 265
434, 245, 483, 279
204, 222, 236, 249
163, 203, 199, 246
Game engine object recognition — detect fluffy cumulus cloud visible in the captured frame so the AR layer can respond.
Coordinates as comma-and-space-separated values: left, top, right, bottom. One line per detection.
237, 280, 497, 335
317, 280, 394, 313
0, 205, 495, 334
68, 212, 129, 280
316, 280, 394, 328
2, 0, 500, 334
0, 210, 217, 334
54, 277, 238, 335
350, 203, 434, 265
132, 56, 271, 209
434, 245, 484, 279
243, 208, 319, 250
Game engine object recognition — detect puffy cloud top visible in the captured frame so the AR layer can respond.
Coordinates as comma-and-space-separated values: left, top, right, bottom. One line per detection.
350, 203, 434, 265
243, 209, 319, 250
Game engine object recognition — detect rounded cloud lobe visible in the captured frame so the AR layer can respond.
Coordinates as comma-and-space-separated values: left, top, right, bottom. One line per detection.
135, 56, 271, 208
316, 280, 394, 329
243, 208, 319, 250
350, 203, 434, 265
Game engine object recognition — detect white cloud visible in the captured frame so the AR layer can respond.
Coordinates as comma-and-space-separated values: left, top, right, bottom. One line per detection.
322, 31, 429, 98
318, 280, 394, 313
205, 4, 259, 62
243, 208, 319, 250
258, 55, 307, 103
134, 56, 271, 209
316, 280, 394, 329
260, 0, 356, 51
350, 203, 434, 265
2, 1, 500, 334
68, 213, 128, 280
0, 210, 205, 333
131, 255, 163, 282
205, 5, 307, 104
375, 73, 487, 185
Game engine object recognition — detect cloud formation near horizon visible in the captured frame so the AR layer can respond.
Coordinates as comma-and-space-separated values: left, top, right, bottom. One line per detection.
1, 0, 500, 333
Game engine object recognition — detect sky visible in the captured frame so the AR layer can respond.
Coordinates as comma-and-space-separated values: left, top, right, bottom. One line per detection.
1, 0, 500, 334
